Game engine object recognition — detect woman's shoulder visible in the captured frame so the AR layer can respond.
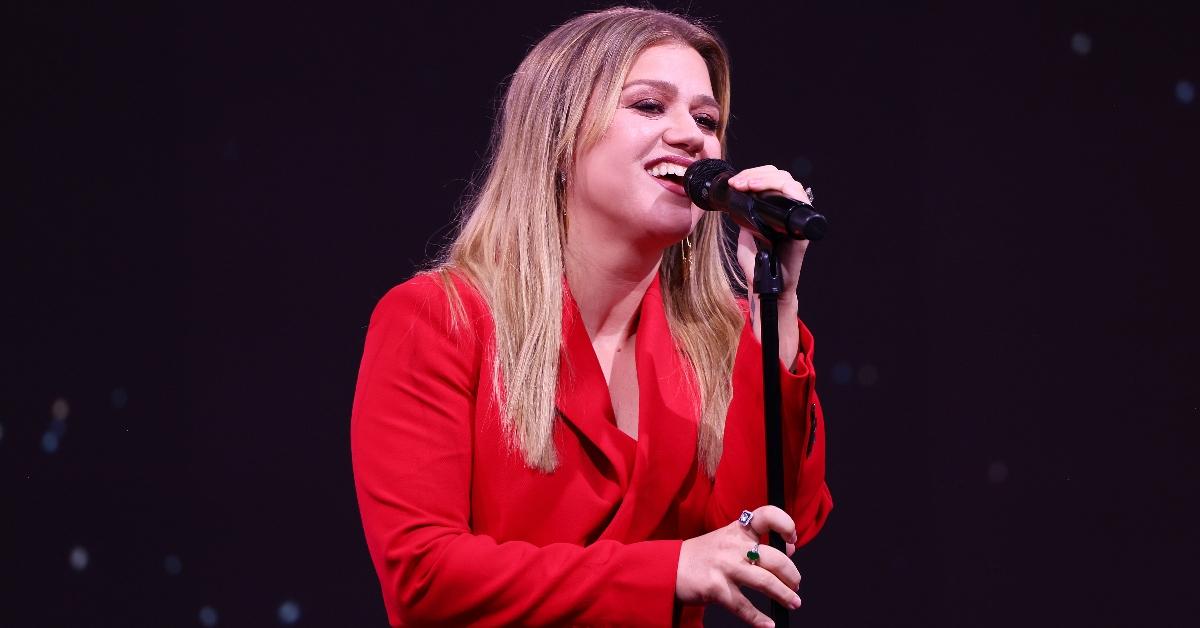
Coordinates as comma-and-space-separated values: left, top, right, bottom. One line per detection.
370, 269, 492, 332
376, 269, 484, 306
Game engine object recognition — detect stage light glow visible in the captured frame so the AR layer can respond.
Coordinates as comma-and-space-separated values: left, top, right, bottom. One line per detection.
831, 360, 852, 385
199, 605, 219, 627
164, 554, 183, 576
111, 387, 128, 409
69, 546, 89, 571
857, 364, 879, 387
42, 431, 60, 453
1071, 32, 1092, 56
1177, 80, 1195, 104
278, 600, 301, 625
987, 461, 1009, 485
51, 398, 70, 421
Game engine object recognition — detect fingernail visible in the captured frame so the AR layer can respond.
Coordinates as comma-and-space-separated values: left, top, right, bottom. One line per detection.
789, 533, 798, 544
791, 594, 802, 609
729, 177, 743, 186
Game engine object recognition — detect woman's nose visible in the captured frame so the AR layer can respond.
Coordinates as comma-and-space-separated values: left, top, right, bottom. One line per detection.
662, 110, 705, 154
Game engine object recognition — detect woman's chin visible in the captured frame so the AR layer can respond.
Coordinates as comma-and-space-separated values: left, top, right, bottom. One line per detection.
648, 202, 701, 234
641, 222, 699, 251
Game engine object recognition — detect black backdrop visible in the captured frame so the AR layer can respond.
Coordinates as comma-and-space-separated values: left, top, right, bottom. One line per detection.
5, 1, 1199, 626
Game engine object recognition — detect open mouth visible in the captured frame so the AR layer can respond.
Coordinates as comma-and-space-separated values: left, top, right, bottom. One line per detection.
646, 162, 688, 188
657, 173, 684, 185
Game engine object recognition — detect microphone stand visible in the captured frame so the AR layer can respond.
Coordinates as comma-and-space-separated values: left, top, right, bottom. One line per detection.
752, 239, 789, 628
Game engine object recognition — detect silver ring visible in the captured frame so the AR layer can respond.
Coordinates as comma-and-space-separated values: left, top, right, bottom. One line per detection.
805, 186, 815, 205
738, 510, 754, 527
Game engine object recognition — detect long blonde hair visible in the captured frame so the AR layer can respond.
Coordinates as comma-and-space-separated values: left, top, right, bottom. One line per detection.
432, 7, 744, 477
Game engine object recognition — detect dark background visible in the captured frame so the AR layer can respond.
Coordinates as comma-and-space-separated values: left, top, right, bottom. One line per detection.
5, 1, 1198, 626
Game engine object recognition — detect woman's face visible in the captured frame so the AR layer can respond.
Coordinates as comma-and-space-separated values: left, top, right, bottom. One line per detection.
568, 43, 722, 249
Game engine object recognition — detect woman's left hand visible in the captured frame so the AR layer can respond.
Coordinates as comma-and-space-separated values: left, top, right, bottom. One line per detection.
728, 165, 813, 368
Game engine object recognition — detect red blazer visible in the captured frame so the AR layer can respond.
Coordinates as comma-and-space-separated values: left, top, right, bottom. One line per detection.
351, 272, 831, 626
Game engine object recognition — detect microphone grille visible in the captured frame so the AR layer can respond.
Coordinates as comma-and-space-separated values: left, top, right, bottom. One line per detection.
683, 159, 735, 211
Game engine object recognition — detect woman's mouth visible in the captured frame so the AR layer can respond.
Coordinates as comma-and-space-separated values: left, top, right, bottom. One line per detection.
646, 162, 689, 197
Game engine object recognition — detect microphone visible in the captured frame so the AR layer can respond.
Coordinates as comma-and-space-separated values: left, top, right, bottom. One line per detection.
683, 159, 828, 241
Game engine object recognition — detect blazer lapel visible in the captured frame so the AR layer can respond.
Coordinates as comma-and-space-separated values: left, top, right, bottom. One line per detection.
602, 274, 700, 540
556, 284, 636, 490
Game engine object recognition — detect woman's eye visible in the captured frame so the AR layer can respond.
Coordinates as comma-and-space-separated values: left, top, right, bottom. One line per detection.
630, 99, 718, 131
632, 100, 664, 114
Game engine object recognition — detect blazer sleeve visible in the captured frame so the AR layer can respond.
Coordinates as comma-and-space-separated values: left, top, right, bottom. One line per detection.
350, 277, 681, 627
705, 310, 833, 548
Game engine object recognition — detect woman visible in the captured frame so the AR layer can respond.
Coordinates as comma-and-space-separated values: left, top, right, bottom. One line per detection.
351, 7, 831, 626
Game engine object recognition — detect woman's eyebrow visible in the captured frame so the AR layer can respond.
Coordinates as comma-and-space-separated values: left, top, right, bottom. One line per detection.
622, 79, 719, 109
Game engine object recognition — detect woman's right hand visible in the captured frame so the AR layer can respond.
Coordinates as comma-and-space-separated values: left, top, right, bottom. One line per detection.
675, 506, 803, 627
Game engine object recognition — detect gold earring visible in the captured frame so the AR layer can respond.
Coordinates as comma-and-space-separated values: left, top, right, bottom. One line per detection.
559, 171, 569, 233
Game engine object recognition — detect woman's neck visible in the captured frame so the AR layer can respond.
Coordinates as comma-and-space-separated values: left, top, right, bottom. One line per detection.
564, 235, 660, 344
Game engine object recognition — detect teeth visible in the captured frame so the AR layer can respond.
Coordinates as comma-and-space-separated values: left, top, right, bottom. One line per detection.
646, 162, 688, 178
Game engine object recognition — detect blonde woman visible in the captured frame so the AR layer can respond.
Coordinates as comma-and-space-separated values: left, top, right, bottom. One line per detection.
351, 7, 831, 626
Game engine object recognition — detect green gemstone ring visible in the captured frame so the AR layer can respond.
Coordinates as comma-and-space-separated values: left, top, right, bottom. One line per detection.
746, 543, 761, 565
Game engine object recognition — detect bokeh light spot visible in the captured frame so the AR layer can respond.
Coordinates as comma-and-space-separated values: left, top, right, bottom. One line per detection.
278, 600, 301, 625
111, 387, 129, 409
857, 364, 879, 387
199, 605, 219, 627
988, 460, 1009, 485
1071, 32, 1091, 56
69, 546, 89, 571
42, 431, 60, 453
831, 360, 852, 385
1176, 80, 1195, 105
164, 554, 183, 576
51, 398, 70, 421
789, 156, 813, 179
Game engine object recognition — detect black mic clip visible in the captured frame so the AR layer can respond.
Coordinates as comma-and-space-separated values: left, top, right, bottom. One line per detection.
753, 246, 784, 297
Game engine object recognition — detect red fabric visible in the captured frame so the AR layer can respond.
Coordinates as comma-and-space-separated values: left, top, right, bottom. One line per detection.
351, 272, 832, 626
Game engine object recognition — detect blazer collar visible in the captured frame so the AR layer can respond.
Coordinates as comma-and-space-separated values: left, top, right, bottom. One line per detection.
556, 278, 636, 488
557, 273, 700, 539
